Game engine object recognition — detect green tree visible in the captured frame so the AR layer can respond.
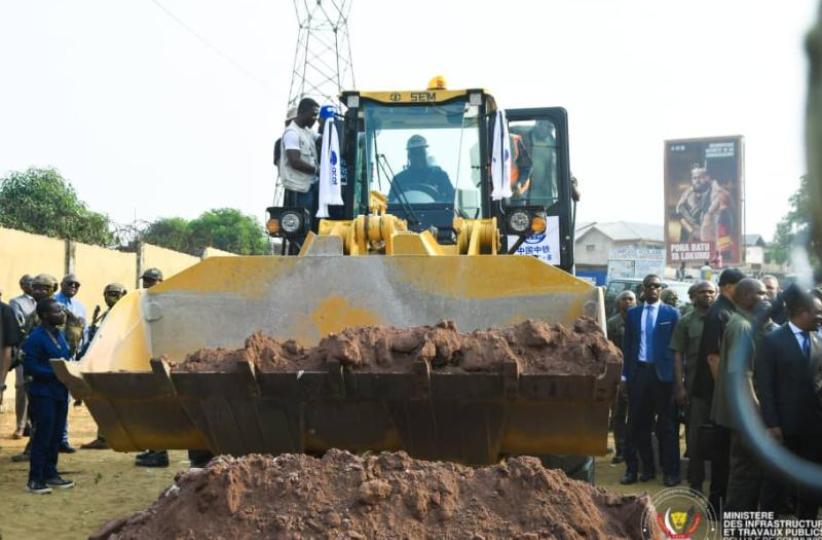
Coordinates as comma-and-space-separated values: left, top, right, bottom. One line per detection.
187, 208, 268, 255
0, 167, 112, 246
141, 209, 268, 255
770, 175, 815, 265
142, 217, 192, 253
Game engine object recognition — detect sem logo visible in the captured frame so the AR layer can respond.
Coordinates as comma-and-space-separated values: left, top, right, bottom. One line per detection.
643, 488, 718, 539
389, 92, 402, 102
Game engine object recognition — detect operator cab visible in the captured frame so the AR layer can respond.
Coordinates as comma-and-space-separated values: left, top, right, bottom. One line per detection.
268, 85, 576, 273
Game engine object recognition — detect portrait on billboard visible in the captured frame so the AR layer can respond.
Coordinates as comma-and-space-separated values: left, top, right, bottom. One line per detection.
664, 137, 743, 265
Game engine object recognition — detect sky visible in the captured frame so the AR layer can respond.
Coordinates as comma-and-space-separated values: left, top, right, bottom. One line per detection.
0, 0, 817, 241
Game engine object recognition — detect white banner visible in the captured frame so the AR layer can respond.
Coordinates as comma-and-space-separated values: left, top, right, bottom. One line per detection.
507, 216, 561, 265
316, 117, 343, 218
491, 110, 513, 201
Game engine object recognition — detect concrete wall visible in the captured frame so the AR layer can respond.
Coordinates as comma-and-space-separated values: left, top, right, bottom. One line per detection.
0, 226, 231, 410
0, 228, 65, 304
202, 247, 237, 258
0, 228, 217, 304
141, 243, 199, 282
72, 242, 137, 315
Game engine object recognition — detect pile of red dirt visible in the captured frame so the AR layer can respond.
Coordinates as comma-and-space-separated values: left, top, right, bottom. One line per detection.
175, 317, 621, 376
90, 450, 659, 540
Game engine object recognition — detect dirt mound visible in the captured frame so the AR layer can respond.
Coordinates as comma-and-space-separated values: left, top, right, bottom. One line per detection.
175, 318, 621, 376
90, 450, 658, 540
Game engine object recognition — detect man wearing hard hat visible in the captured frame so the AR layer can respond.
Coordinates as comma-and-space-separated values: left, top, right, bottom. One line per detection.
388, 134, 455, 205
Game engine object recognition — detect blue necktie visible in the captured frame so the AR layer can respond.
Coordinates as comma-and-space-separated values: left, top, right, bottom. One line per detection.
644, 304, 654, 362
801, 331, 811, 360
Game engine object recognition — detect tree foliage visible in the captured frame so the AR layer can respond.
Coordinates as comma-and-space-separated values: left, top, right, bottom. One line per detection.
142, 217, 191, 253
142, 209, 269, 255
771, 175, 815, 265
0, 167, 112, 246
188, 209, 269, 255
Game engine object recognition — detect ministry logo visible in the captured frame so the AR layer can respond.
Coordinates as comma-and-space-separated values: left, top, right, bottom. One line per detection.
642, 488, 718, 539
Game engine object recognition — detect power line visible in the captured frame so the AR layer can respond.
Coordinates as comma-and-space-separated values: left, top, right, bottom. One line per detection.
148, 0, 273, 91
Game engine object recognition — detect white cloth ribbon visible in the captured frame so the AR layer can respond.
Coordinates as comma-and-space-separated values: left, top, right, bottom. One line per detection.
316, 117, 344, 218
490, 109, 513, 201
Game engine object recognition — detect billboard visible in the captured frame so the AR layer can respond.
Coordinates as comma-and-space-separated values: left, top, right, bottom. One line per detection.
664, 136, 744, 265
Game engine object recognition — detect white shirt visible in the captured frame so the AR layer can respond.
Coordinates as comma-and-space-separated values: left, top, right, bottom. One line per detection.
638, 301, 660, 362
282, 126, 320, 151
280, 124, 320, 192
788, 321, 811, 354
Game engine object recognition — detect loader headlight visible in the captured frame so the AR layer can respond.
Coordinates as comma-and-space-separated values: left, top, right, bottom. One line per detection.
280, 212, 302, 234
508, 211, 530, 234
530, 214, 547, 234
266, 206, 311, 238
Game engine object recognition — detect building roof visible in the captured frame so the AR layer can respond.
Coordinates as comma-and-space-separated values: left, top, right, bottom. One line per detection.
576, 221, 664, 243
744, 234, 766, 247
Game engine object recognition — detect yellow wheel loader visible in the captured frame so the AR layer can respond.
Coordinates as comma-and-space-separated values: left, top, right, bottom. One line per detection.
54, 83, 617, 481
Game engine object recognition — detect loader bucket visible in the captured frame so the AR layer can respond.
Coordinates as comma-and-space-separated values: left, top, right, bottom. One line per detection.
54, 255, 617, 464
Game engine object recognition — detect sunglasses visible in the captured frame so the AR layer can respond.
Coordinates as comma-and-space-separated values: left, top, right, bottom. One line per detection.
65, 281, 81, 288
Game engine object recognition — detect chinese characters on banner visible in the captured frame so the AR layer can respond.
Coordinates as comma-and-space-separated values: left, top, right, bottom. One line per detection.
508, 216, 561, 265
664, 137, 744, 265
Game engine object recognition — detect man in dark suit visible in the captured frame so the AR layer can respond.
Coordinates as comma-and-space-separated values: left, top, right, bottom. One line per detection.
755, 287, 822, 518
692, 267, 745, 511
621, 274, 681, 487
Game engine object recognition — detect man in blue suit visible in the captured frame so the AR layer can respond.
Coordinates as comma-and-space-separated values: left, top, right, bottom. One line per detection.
621, 274, 681, 486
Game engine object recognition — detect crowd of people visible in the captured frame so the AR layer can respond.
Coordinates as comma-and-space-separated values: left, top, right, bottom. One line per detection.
607, 270, 822, 517
0, 268, 164, 494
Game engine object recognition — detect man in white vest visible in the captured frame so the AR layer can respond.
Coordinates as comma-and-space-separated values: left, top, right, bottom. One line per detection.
281, 97, 320, 215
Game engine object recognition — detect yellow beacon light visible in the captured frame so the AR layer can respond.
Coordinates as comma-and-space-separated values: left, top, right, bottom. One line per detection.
427, 75, 447, 90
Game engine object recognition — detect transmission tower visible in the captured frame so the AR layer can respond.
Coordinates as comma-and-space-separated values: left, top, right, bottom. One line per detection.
274, 0, 354, 209
287, 0, 355, 109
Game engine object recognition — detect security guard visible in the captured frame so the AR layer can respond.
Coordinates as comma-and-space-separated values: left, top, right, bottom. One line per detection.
671, 280, 716, 493
21, 274, 58, 334
80, 282, 127, 450
660, 288, 679, 308
607, 290, 636, 465
140, 268, 164, 288
136, 269, 169, 466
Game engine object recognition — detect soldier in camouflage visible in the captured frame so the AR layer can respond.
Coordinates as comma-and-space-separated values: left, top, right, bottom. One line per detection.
135, 269, 170, 467
670, 280, 716, 493
80, 282, 127, 450
140, 267, 163, 288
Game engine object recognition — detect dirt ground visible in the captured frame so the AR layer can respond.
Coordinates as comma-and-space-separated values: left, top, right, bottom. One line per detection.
0, 407, 671, 540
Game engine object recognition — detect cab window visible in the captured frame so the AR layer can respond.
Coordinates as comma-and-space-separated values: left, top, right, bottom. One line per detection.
505, 119, 559, 208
